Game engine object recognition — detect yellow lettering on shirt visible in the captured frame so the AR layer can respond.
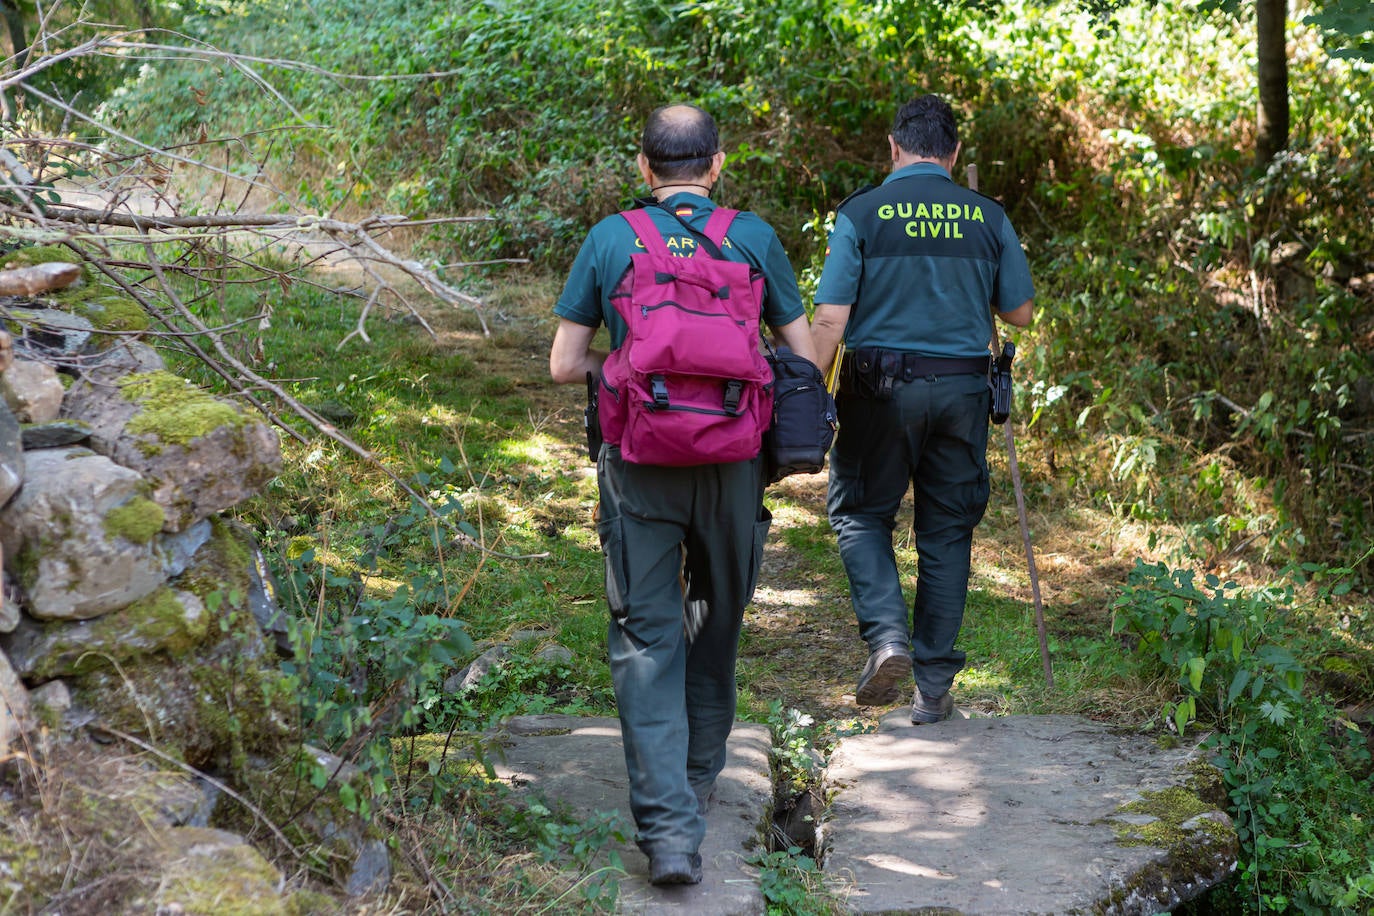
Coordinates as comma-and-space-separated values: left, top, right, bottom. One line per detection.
877, 201, 986, 225
904, 221, 964, 239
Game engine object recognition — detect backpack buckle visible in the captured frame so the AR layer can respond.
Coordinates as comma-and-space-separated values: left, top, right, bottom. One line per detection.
723, 379, 743, 414
651, 375, 670, 408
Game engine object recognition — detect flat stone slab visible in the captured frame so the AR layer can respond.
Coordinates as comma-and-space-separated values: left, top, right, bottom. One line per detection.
489, 714, 772, 915
823, 713, 1236, 915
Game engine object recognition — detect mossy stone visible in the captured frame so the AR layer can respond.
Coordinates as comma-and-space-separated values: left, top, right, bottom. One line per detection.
104, 496, 165, 544
2, 245, 80, 269
118, 371, 246, 452
71, 296, 151, 339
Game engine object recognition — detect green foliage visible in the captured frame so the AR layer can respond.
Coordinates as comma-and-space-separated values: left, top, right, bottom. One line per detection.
751, 847, 841, 916
491, 802, 627, 908
46, 0, 1374, 907
418, 649, 616, 736
1111, 559, 1304, 736
769, 703, 822, 794
273, 489, 473, 759
1305, 0, 1374, 61
1114, 560, 1374, 914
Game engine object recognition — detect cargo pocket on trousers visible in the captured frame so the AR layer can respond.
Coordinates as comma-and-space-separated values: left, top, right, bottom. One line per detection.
597, 513, 630, 621
745, 507, 773, 602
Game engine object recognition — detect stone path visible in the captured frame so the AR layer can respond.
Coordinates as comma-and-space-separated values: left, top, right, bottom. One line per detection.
489, 711, 1237, 915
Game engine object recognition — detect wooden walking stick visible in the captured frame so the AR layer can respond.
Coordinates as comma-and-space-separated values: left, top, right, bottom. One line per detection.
968, 163, 1054, 688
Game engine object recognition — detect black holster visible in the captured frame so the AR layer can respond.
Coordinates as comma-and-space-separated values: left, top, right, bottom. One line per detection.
988, 342, 1015, 424
584, 371, 603, 462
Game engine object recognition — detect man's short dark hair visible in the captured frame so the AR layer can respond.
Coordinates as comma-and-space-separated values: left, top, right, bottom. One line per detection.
891, 94, 959, 160
642, 104, 720, 182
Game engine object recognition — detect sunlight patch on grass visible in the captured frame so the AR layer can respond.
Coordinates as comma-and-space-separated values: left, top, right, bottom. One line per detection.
751, 586, 823, 611
955, 666, 1017, 695
493, 433, 560, 465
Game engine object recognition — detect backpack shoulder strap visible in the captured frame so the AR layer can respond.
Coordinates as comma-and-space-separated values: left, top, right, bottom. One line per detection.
620, 207, 667, 255
626, 201, 739, 260
701, 207, 738, 250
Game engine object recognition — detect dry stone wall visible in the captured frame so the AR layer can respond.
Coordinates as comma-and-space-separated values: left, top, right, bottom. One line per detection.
0, 248, 387, 910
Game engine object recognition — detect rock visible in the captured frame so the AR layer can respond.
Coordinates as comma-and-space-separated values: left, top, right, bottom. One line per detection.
27, 679, 77, 730
487, 714, 773, 913
294, 745, 394, 896
20, 418, 91, 449
68, 294, 151, 345
444, 644, 509, 693
823, 713, 1237, 915
0, 546, 17, 633
0, 649, 31, 755
0, 261, 82, 296
0, 328, 10, 372
0, 399, 20, 508
0, 357, 64, 423
0, 586, 206, 681
0, 447, 167, 620
535, 643, 574, 665
62, 369, 282, 532
1, 307, 93, 358
150, 827, 290, 915
62, 519, 296, 769
81, 339, 166, 381
159, 519, 214, 579
236, 523, 292, 658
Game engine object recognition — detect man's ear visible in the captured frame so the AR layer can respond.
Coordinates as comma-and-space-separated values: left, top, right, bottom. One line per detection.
706, 150, 726, 184
888, 135, 900, 164
637, 152, 653, 186
946, 141, 962, 172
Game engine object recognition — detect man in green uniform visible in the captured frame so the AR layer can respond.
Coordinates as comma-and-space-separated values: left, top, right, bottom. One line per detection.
810, 94, 1034, 723
550, 103, 815, 885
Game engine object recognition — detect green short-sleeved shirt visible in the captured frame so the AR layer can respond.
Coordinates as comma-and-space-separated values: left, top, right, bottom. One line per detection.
554, 193, 806, 347
814, 163, 1035, 358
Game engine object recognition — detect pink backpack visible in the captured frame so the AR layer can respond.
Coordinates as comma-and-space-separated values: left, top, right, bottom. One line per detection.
598, 205, 774, 466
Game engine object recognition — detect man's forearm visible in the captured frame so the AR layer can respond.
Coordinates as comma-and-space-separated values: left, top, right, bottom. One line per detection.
772, 315, 818, 366
810, 304, 851, 379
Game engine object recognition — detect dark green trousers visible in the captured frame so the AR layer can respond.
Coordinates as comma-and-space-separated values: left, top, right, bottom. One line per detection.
827, 372, 990, 698
596, 446, 769, 858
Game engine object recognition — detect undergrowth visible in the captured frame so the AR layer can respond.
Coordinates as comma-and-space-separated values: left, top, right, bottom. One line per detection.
5, 0, 1374, 911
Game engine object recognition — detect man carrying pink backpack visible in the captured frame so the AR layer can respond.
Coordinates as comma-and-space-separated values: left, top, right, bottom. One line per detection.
549, 103, 815, 886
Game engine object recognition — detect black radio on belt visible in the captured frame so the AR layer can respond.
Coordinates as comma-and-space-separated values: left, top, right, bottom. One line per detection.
989, 341, 1015, 424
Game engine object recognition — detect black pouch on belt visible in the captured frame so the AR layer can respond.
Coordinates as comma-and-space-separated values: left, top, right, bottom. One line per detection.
846, 347, 895, 400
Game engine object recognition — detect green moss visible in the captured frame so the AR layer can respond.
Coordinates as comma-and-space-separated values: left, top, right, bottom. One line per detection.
1113, 786, 1217, 847
27, 586, 209, 680
118, 371, 246, 452
103, 496, 165, 544
285, 890, 342, 916
2, 245, 79, 269
1101, 780, 1238, 910
70, 296, 151, 338
153, 829, 288, 916
176, 519, 253, 624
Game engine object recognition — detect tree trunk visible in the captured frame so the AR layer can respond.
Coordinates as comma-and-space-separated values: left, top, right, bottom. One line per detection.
1255, 0, 1289, 166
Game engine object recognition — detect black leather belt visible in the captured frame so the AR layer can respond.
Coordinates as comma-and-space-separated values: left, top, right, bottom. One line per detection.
841, 348, 990, 380
839, 347, 990, 400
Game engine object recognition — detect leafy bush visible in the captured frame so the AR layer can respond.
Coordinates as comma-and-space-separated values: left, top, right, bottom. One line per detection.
1114, 560, 1374, 913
